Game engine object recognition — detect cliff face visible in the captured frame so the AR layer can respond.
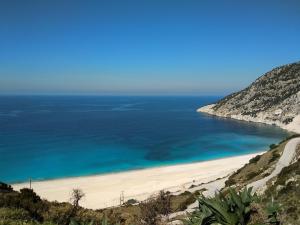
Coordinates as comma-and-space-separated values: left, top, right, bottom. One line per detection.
198, 62, 300, 133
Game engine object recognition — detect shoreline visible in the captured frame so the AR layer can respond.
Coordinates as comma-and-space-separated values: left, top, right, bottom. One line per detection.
12, 152, 262, 209
10, 150, 263, 185
197, 104, 300, 134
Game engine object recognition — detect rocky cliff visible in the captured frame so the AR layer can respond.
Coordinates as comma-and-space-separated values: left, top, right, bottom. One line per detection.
198, 62, 300, 133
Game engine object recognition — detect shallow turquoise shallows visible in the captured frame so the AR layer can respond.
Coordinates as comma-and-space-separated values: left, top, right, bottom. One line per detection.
0, 96, 290, 183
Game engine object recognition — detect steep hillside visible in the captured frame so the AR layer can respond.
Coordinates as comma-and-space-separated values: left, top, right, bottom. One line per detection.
182, 136, 300, 225
198, 62, 300, 133
223, 137, 300, 225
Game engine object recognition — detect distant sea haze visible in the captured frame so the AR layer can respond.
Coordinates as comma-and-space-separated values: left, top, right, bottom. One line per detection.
0, 96, 289, 183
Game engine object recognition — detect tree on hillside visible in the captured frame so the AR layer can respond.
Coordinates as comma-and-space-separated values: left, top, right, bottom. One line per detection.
63, 189, 85, 225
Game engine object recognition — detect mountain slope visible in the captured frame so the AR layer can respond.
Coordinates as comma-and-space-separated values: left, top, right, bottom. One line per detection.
198, 62, 300, 133
223, 136, 300, 225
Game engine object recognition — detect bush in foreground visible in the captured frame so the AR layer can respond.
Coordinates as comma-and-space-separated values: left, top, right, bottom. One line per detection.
185, 187, 280, 225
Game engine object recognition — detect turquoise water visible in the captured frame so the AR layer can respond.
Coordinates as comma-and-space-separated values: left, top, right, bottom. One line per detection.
0, 96, 289, 183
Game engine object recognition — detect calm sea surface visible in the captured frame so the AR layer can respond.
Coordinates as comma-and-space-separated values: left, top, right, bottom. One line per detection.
0, 96, 289, 183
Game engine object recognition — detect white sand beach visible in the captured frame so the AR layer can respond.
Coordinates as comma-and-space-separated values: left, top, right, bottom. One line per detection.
13, 153, 261, 209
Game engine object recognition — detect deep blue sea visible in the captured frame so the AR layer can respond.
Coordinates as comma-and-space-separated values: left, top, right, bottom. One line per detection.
0, 96, 289, 183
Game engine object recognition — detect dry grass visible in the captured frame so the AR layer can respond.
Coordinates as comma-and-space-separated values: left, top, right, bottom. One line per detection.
225, 140, 287, 188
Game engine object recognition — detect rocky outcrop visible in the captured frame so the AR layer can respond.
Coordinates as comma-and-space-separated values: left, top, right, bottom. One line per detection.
197, 62, 300, 133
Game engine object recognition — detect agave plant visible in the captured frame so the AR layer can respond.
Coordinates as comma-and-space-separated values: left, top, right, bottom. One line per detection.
225, 187, 257, 224
265, 198, 280, 225
185, 187, 257, 225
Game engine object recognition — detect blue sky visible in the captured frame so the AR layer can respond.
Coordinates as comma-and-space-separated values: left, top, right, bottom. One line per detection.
0, 0, 300, 95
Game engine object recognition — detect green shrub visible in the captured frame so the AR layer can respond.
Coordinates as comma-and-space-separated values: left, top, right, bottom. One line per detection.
0, 207, 31, 221
269, 152, 281, 163
18, 188, 48, 222
140, 191, 171, 225
0, 188, 47, 222
177, 194, 196, 211
249, 155, 261, 164
125, 199, 138, 205
246, 171, 260, 181
43, 203, 72, 225
225, 178, 236, 187
0, 183, 13, 193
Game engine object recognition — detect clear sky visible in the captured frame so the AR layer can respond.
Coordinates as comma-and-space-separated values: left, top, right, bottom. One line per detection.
0, 0, 300, 95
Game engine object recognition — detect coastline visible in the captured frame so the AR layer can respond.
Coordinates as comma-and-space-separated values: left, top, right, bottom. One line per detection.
197, 104, 300, 134
12, 152, 262, 209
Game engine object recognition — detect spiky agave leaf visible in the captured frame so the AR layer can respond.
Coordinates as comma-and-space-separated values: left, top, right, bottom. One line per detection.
101, 216, 108, 225
183, 198, 215, 225
228, 188, 247, 224
240, 187, 254, 205
184, 209, 216, 225
198, 195, 239, 225
70, 219, 79, 225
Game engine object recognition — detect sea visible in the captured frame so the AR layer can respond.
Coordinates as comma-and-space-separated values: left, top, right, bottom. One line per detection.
0, 96, 290, 183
